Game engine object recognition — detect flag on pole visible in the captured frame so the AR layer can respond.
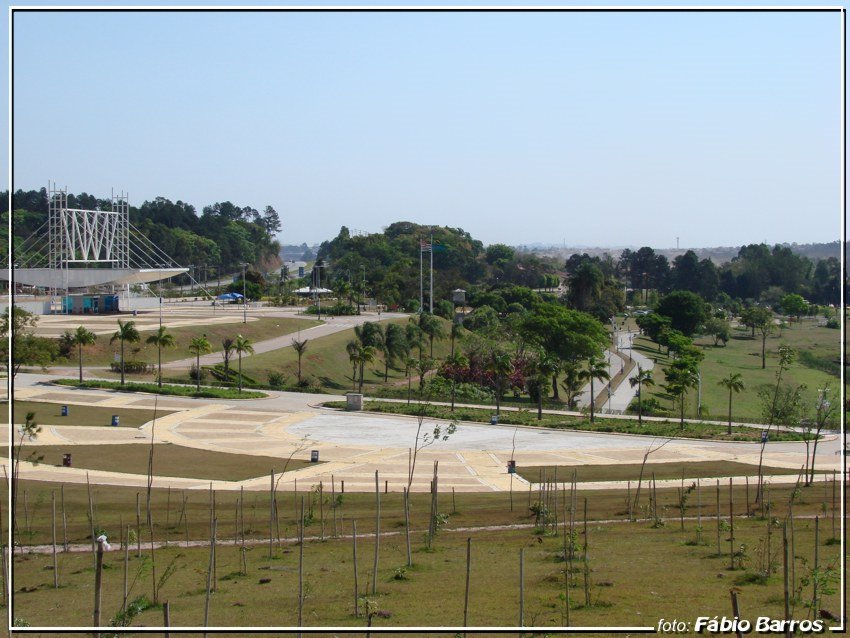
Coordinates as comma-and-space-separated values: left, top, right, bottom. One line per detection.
420, 240, 431, 252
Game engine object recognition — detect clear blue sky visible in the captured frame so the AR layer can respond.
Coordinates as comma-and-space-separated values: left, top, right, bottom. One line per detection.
8, 8, 843, 249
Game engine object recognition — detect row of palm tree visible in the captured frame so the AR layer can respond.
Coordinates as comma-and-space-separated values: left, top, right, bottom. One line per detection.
73, 320, 257, 393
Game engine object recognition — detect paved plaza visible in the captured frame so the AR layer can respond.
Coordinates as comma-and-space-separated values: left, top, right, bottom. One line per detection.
10, 373, 840, 494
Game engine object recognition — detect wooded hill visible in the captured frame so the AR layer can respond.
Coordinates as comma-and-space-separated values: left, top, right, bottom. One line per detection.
5, 188, 282, 275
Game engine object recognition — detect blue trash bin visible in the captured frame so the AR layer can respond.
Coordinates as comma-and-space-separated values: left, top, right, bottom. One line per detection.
490, 415, 498, 425
60, 405, 68, 417
111, 415, 120, 427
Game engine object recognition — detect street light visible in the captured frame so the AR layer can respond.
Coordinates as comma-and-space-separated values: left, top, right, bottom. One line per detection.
360, 265, 366, 314
242, 263, 248, 324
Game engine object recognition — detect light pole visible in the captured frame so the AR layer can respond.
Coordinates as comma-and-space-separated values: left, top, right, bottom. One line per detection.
242, 263, 248, 324
360, 265, 366, 313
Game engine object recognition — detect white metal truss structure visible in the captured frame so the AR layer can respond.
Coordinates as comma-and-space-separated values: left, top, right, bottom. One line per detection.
12, 183, 187, 290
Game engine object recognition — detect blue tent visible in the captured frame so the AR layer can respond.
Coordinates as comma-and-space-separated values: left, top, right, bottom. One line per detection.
217, 292, 244, 300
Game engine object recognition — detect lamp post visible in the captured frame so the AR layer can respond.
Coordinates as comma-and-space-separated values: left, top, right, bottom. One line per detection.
242, 263, 248, 324
360, 265, 366, 314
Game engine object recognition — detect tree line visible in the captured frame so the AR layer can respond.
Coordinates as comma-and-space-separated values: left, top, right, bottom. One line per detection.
7, 188, 282, 275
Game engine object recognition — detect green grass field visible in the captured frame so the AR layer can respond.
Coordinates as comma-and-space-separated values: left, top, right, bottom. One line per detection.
13, 401, 174, 428
11, 478, 843, 629
25, 444, 316, 482
635, 321, 839, 423
238, 317, 454, 392
68, 316, 320, 368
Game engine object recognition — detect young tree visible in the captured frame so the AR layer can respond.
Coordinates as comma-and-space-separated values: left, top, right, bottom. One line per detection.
110, 320, 141, 386
72, 326, 97, 384
629, 366, 654, 426
780, 293, 807, 326
234, 334, 255, 392
291, 338, 308, 386
13, 412, 42, 538
581, 356, 610, 423
486, 350, 513, 416
188, 336, 212, 391
749, 307, 774, 369
805, 385, 837, 486
145, 326, 175, 388
560, 361, 584, 409
717, 372, 744, 435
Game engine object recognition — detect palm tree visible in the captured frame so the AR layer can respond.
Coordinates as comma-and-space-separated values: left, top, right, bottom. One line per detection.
145, 326, 175, 388
381, 323, 408, 382
110, 320, 141, 386
581, 355, 610, 423
221, 337, 236, 378
188, 336, 212, 391
718, 372, 744, 435
418, 313, 446, 358
664, 362, 698, 430
291, 338, 308, 386
406, 319, 425, 362
560, 361, 583, 409
72, 326, 96, 384
346, 339, 361, 391
357, 345, 376, 393
234, 334, 255, 392
628, 366, 655, 426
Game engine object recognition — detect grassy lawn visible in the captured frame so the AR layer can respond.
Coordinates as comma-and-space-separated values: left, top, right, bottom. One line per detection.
11, 479, 843, 628
635, 321, 839, 423
515, 461, 820, 484
328, 400, 808, 442
13, 401, 175, 428
65, 316, 320, 367
25, 444, 315, 482
239, 316, 454, 392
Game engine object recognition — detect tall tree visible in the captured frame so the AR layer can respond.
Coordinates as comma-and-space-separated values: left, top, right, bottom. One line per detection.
717, 372, 744, 435
628, 366, 654, 426
145, 326, 175, 388
110, 320, 141, 386
581, 356, 610, 423
655, 291, 708, 337
188, 336, 212, 391
234, 335, 255, 393
72, 326, 97, 384
291, 338, 308, 386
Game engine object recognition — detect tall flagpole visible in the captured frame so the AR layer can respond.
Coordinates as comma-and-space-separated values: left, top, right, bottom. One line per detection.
429, 231, 434, 314
419, 237, 423, 313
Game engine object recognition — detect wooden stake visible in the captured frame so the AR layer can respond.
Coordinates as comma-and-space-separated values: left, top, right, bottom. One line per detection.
730, 589, 743, 638
404, 487, 412, 568
61, 483, 68, 552
203, 518, 217, 629
782, 522, 790, 638
269, 470, 275, 559
163, 601, 170, 638
715, 479, 721, 556
93, 539, 104, 636
165, 486, 171, 547
136, 491, 142, 558
372, 470, 380, 595
298, 496, 304, 628
352, 519, 359, 617
583, 497, 590, 607
320, 481, 325, 541
463, 537, 471, 628
123, 525, 129, 612
332, 476, 338, 538
519, 547, 524, 628
813, 516, 819, 608
729, 478, 735, 570
51, 491, 58, 588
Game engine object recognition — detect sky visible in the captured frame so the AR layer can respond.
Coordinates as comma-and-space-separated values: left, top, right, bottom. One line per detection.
8, 7, 843, 249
